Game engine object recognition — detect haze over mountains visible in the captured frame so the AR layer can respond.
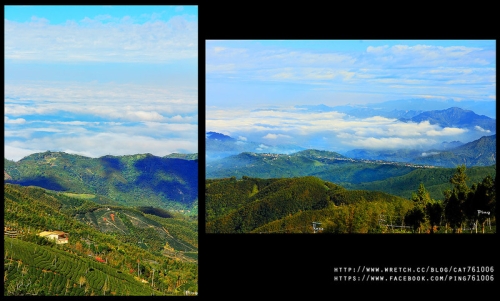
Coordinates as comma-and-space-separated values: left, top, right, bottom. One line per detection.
207, 103, 496, 204
296, 99, 496, 119
207, 103, 496, 163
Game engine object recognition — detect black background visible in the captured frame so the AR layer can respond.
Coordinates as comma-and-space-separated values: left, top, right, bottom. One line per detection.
1, 2, 496, 299
198, 2, 498, 298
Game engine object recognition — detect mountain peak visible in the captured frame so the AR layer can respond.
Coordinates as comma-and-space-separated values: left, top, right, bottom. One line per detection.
400, 107, 495, 131
206, 131, 235, 141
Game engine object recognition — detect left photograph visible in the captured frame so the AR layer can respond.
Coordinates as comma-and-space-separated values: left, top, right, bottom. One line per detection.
4, 5, 198, 296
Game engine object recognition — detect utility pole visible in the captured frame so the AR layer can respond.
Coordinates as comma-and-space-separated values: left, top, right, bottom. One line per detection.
151, 268, 155, 287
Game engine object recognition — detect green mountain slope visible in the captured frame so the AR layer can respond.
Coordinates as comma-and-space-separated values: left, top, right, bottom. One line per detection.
412, 134, 496, 167
4, 151, 198, 211
4, 183, 198, 296
345, 165, 496, 200
206, 176, 411, 233
206, 150, 418, 184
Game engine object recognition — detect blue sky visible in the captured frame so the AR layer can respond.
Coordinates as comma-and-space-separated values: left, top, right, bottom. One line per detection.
206, 40, 496, 153
5, 5, 198, 161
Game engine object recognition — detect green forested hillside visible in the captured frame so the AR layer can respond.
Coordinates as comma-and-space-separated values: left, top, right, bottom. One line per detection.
206, 151, 417, 184
4, 183, 198, 296
4, 151, 198, 211
206, 173, 496, 234
206, 176, 411, 233
345, 165, 496, 200
412, 134, 496, 167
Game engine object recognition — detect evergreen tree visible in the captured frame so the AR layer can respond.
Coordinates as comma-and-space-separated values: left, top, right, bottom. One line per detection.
425, 200, 443, 234
406, 183, 431, 233
443, 165, 469, 233
404, 207, 425, 233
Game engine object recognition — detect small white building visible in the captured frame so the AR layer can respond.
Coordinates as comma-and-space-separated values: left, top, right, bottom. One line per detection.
38, 231, 69, 244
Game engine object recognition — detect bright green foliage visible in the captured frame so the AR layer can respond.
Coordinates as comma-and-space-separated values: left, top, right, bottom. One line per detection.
4, 151, 198, 211
206, 176, 410, 233
349, 165, 495, 200
207, 172, 496, 234
4, 183, 198, 296
412, 183, 431, 209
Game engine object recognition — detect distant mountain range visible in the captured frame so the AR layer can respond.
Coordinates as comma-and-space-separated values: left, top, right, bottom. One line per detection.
208, 106, 495, 162
206, 134, 496, 199
206, 149, 418, 185
4, 151, 198, 211
412, 134, 496, 167
346, 134, 496, 167
206, 131, 305, 162
208, 133, 495, 174
296, 99, 496, 119
399, 107, 495, 131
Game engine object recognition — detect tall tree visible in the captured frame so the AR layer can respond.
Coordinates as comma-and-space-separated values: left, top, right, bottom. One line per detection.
444, 165, 469, 233
466, 175, 495, 233
404, 207, 425, 233
406, 183, 431, 233
413, 183, 431, 209
425, 200, 443, 234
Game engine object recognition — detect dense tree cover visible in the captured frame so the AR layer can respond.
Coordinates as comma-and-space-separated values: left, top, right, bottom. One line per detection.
441, 165, 496, 233
207, 151, 417, 185
207, 171, 496, 234
4, 151, 198, 211
412, 134, 496, 167
207, 150, 495, 201
348, 165, 496, 200
206, 176, 410, 233
398, 165, 496, 234
205, 176, 279, 221
4, 183, 198, 296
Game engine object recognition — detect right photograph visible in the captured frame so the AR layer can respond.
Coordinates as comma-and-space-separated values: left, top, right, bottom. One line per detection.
205, 40, 496, 234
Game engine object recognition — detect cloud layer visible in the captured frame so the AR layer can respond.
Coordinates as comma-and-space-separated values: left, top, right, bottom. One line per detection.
5, 81, 197, 161
4, 7, 198, 162
5, 14, 197, 63
206, 106, 491, 154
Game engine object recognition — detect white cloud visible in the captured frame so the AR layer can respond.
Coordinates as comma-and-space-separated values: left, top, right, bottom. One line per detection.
4, 81, 197, 122
263, 133, 292, 139
421, 152, 440, 157
427, 127, 468, 136
345, 137, 433, 149
5, 132, 197, 161
127, 111, 165, 122
207, 104, 486, 153
4, 117, 26, 124
5, 14, 197, 63
474, 126, 490, 133
5, 145, 46, 162
238, 136, 247, 141
366, 45, 388, 53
